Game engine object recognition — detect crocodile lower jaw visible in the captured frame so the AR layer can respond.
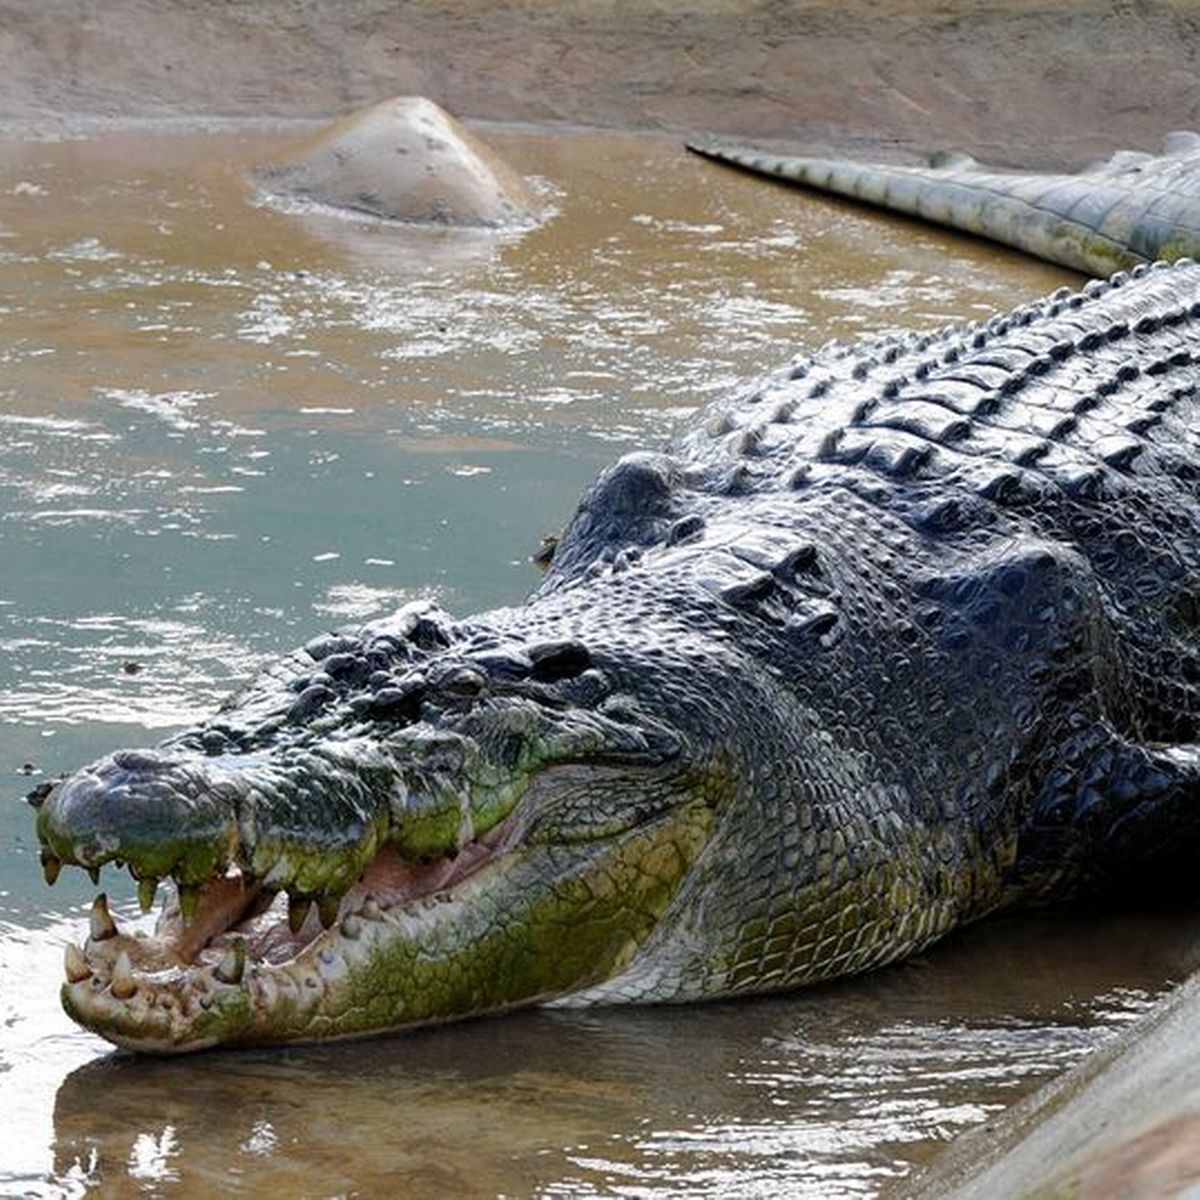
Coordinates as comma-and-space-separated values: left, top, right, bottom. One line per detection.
61, 837, 506, 1052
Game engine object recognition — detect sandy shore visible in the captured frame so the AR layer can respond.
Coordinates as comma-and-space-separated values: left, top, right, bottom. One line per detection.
1, 1, 1199, 165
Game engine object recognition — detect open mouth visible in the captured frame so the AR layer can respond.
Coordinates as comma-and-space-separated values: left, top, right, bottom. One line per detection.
58, 820, 517, 1051
38, 683, 688, 1050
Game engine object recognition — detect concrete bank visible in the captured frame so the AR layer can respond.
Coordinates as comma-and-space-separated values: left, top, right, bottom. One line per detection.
912, 969, 1200, 1197
1, 2, 1199, 166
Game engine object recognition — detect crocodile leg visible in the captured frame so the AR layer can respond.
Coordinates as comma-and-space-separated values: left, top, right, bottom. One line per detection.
1015, 728, 1200, 896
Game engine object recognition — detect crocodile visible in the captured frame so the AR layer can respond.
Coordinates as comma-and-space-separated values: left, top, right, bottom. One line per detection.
33, 259, 1200, 1053
687, 131, 1200, 277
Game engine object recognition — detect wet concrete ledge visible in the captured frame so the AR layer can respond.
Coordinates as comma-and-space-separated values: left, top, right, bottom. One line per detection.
1, 1, 1199, 167
911, 968, 1200, 1197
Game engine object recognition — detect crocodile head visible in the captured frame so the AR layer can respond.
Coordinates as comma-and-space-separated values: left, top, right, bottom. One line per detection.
34, 602, 729, 1052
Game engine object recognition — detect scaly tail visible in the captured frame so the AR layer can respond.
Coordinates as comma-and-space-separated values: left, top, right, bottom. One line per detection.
685, 139, 1179, 278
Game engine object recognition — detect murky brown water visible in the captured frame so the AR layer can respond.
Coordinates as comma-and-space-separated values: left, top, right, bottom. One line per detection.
2, 122, 1192, 1198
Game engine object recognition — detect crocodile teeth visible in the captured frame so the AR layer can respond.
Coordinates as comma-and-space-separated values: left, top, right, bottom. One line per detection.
41, 852, 61, 886
64, 942, 91, 983
111, 950, 137, 1000
87, 866, 101, 886
178, 884, 200, 925
89, 893, 117, 942
340, 913, 364, 940
288, 896, 312, 934
137, 876, 159, 914
317, 894, 341, 929
360, 895, 382, 921
214, 938, 246, 985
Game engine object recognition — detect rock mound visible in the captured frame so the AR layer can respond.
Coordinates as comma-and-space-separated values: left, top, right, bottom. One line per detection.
253, 96, 537, 228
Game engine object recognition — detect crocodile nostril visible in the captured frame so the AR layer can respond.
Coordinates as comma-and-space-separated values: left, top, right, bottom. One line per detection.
25, 780, 55, 808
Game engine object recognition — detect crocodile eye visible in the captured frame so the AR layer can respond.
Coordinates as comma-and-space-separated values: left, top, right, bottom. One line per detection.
529, 640, 591, 682
440, 667, 487, 698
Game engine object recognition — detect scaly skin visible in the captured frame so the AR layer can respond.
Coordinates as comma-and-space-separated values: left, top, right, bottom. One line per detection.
34, 260, 1200, 1052
687, 131, 1200, 277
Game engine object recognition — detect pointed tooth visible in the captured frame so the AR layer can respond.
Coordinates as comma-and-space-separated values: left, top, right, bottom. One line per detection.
288, 895, 312, 934
64, 942, 91, 983
89, 893, 117, 942
340, 913, 364, 940
111, 950, 136, 1000
41, 851, 61, 886
262, 859, 291, 888
361, 896, 382, 921
87, 866, 101, 886
317, 894, 341, 929
178, 884, 200, 925
137, 877, 159, 914
214, 937, 246, 985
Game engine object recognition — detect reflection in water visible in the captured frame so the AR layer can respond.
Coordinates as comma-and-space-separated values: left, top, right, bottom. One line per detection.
0, 122, 1176, 1197
45, 907, 1200, 1198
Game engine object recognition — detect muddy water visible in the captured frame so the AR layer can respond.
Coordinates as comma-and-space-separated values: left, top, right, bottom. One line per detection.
1, 123, 1194, 1198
